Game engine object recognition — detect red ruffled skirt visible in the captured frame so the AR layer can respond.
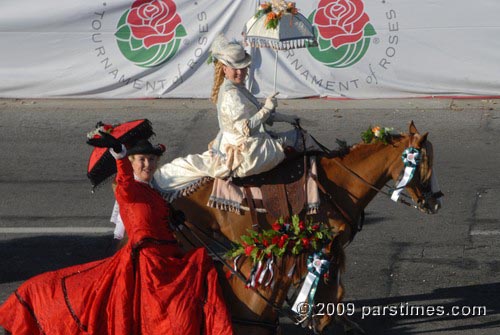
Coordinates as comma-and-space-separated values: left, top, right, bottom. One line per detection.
0, 239, 233, 335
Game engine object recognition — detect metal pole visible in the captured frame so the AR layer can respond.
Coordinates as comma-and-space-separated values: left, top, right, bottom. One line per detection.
274, 49, 278, 93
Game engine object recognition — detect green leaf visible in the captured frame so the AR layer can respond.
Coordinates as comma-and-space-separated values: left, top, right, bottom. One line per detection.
130, 37, 144, 51
317, 34, 332, 52
292, 220, 300, 234
117, 10, 129, 27
240, 235, 254, 245
361, 126, 374, 143
292, 244, 302, 255
175, 24, 187, 38
115, 24, 131, 41
250, 247, 259, 259
231, 249, 245, 258
364, 23, 377, 37
265, 244, 276, 255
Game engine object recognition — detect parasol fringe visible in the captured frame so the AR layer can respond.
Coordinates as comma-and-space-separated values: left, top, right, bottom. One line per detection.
244, 37, 317, 50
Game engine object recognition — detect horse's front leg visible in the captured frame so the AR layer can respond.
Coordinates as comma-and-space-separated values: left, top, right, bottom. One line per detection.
311, 222, 364, 334
309, 230, 347, 333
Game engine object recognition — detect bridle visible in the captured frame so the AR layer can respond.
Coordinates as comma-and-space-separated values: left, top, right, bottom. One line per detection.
305, 127, 442, 213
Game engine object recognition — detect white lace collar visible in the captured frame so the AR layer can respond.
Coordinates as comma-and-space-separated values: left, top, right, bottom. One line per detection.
134, 174, 153, 187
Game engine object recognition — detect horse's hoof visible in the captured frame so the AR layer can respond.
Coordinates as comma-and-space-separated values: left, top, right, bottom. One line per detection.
344, 324, 366, 335
338, 316, 365, 335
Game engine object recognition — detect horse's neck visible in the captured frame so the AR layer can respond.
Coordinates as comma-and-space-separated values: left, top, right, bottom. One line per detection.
174, 182, 305, 327
320, 138, 408, 212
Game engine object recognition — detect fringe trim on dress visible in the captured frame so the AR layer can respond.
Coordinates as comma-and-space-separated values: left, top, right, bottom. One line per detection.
207, 197, 242, 214
156, 177, 213, 202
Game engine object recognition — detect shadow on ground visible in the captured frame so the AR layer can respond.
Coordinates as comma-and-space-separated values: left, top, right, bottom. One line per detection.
2, 236, 499, 334
281, 282, 500, 334
0, 235, 115, 283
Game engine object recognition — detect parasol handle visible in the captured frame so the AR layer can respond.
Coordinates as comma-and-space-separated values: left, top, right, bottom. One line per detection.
274, 49, 278, 94
274, 50, 278, 92
269, 91, 280, 98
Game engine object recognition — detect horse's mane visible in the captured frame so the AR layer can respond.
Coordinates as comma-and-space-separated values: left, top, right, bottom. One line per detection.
419, 141, 433, 186
318, 133, 407, 159
318, 132, 433, 186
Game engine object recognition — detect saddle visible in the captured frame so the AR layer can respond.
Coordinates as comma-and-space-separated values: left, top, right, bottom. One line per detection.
232, 153, 310, 219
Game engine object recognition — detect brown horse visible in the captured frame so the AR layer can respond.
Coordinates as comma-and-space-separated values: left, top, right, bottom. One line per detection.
172, 122, 442, 334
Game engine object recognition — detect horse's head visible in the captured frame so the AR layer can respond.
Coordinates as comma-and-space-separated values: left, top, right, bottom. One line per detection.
397, 121, 443, 214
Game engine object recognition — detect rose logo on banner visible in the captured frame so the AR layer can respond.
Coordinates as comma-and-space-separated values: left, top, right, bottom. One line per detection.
115, 0, 187, 67
307, 0, 376, 68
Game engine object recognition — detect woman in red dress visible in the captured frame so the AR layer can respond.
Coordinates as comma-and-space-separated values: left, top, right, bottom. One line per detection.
0, 132, 233, 335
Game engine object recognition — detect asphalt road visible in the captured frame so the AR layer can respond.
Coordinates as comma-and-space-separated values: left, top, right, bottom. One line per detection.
0, 97, 499, 334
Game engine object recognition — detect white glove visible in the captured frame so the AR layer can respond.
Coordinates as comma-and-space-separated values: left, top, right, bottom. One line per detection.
263, 92, 279, 111
273, 112, 300, 125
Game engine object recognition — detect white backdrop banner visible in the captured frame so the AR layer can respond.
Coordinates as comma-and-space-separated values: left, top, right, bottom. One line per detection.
1, 0, 499, 99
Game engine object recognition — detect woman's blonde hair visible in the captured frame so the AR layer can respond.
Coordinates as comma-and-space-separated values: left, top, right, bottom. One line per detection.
210, 60, 225, 104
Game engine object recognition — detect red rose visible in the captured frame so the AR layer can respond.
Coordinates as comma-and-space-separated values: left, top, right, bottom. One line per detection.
314, 0, 370, 49
302, 238, 310, 249
244, 245, 255, 256
312, 224, 320, 231
127, 0, 182, 49
271, 222, 282, 231
299, 221, 306, 231
278, 234, 289, 248
271, 236, 280, 245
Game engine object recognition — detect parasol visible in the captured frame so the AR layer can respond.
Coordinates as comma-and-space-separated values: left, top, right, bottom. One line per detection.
87, 119, 154, 189
243, 0, 317, 93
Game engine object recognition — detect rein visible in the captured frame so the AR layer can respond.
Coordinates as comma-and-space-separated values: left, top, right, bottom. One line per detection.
330, 154, 418, 208
171, 216, 301, 330
306, 130, 421, 210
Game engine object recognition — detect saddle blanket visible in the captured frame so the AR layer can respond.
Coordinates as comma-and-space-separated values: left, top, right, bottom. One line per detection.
207, 156, 320, 215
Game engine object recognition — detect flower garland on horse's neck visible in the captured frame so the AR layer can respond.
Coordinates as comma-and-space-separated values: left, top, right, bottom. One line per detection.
227, 215, 333, 264
226, 215, 334, 293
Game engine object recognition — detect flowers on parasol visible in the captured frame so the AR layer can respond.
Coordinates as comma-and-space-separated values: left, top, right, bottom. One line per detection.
243, 0, 317, 50
86, 119, 154, 189
255, 1, 298, 30
243, 1, 317, 92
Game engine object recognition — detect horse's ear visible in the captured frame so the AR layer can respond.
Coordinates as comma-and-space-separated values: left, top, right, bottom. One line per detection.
417, 132, 429, 146
409, 121, 418, 135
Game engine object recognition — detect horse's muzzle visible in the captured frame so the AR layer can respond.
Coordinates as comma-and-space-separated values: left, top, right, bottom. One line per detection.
418, 191, 444, 214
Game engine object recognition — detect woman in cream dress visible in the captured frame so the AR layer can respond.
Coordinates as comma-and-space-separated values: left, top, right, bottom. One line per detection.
153, 33, 299, 198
